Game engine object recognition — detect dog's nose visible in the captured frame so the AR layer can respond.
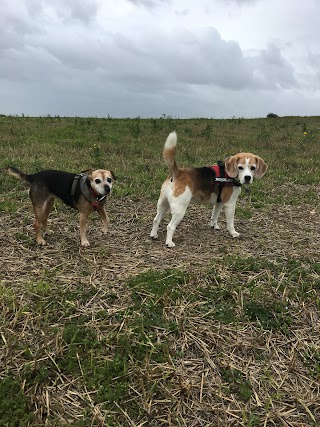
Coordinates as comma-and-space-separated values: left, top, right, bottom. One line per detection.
244, 175, 251, 183
104, 185, 111, 193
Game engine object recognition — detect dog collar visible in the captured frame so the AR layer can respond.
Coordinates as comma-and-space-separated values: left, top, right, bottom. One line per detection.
80, 175, 107, 209
71, 173, 107, 210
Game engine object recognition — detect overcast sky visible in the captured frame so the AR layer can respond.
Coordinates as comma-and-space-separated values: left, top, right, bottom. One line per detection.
1, 0, 320, 118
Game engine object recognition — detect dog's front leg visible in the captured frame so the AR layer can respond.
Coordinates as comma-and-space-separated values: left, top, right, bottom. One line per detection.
96, 206, 110, 234
79, 212, 90, 246
224, 203, 239, 238
210, 203, 223, 230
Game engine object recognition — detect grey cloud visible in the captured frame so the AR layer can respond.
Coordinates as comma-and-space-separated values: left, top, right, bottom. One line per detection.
296, 50, 320, 90
249, 43, 297, 89
307, 50, 320, 70
110, 27, 295, 92
0, 0, 312, 118
52, 0, 99, 24
218, 0, 261, 4
127, 0, 169, 8
0, 18, 297, 95
0, 2, 36, 50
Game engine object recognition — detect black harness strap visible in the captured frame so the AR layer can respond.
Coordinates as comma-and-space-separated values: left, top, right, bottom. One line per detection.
70, 173, 82, 208
217, 161, 225, 203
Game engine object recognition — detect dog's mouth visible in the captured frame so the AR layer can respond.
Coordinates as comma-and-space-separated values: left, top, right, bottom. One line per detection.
92, 185, 111, 198
97, 186, 111, 197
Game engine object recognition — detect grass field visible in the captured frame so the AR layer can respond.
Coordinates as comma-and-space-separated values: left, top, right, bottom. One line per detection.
0, 115, 319, 426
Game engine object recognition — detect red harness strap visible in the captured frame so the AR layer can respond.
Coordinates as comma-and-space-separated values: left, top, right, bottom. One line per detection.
210, 164, 234, 186
210, 162, 240, 202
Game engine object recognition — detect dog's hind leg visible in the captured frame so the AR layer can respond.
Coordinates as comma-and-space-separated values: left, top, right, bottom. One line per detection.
29, 187, 53, 245
33, 204, 49, 245
42, 197, 54, 234
150, 196, 170, 239
165, 192, 191, 247
165, 206, 188, 248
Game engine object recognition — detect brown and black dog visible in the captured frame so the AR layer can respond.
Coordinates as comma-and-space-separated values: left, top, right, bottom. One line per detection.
6, 167, 116, 246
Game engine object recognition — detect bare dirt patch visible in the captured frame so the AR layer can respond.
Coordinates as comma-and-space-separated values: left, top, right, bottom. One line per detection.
1, 196, 318, 283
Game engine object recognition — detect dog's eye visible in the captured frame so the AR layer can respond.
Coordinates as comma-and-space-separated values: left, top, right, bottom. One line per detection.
106, 177, 112, 183
250, 166, 256, 171
238, 166, 244, 170
95, 179, 101, 184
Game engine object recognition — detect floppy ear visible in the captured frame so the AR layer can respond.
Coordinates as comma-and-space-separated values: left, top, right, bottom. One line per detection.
254, 156, 268, 179
81, 168, 93, 175
81, 168, 93, 181
224, 155, 239, 178
110, 170, 116, 181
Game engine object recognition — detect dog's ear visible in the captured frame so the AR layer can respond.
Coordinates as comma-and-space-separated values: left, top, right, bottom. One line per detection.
254, 156, 268, 179
81, 168, 94, 178
110, 170, 116, 181
224, 155, 239, 178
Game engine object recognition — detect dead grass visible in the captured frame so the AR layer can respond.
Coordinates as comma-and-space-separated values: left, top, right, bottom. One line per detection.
1, 191, 319, 426
0, 115, 319, 426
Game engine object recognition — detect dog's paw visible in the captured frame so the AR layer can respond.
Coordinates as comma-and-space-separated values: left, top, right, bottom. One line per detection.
150, 232, 158, 239
37, 238, 46, 245
81, 239, 90, 247
43, 229, 53, 235
101, 227, 108, 234
166, 241, 175, 248
209, 220, 220, 229
230, 231, 240, 238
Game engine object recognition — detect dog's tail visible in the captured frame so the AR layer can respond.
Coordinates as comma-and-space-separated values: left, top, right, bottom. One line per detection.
6, 166, 31, 183
163, 131, 180, 179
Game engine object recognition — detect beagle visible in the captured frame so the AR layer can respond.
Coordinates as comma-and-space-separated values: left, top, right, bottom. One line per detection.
6, 167, 116, 247
150, 132, 268, 247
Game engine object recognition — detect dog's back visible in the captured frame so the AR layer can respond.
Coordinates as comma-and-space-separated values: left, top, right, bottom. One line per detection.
6, 167, 77, 207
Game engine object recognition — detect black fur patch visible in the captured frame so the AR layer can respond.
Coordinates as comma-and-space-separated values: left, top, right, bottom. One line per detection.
28, 170, 80, 208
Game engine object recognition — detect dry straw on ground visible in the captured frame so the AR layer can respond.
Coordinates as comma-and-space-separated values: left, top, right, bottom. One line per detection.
1, 189, 319, 426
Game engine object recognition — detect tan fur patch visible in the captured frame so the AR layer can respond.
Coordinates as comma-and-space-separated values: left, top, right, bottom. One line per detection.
214, 185, 233, 203
173, 169, 194, 197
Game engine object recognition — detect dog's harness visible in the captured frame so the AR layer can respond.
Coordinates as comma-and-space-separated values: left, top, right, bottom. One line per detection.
211, 161, 241, 202
70, 173, 107, 210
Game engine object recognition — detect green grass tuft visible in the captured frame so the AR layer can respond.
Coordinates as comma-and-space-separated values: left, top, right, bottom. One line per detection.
0, 377, 33, 427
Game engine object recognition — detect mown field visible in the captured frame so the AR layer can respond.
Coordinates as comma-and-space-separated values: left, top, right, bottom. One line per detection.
0, 115, 319, 427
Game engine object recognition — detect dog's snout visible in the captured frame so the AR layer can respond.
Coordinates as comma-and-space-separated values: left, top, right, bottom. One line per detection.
244, 175, 251, 183
104, 185, 111, 193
